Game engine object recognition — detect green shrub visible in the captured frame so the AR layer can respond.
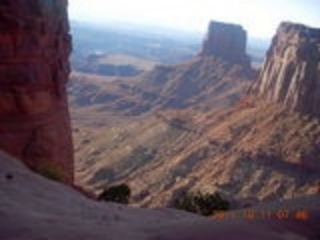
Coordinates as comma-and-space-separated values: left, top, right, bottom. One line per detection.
169, 117, 189, 130
173, 191, 230, 216
98, 184, 131, 204
37, 162, 65, 182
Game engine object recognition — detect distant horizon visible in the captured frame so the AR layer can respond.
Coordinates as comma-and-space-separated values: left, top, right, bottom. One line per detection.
70, 17, 274, 40
69, 0, 320, 39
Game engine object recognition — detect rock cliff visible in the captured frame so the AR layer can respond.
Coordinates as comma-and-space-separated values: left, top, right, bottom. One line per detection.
251, 22, 320, 118
200, 21, 250, 66
0, 0, 73, 183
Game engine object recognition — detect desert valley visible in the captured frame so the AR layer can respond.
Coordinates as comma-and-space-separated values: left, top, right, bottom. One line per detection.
70, 21, 320, 210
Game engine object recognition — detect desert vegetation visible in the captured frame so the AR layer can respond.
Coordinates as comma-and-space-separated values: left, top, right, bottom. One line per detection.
172, 191, 230, 216
98, 184, 131, 204
37, 161, 66, 182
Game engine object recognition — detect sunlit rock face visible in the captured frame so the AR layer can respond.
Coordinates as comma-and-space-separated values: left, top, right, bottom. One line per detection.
0, 0, 74, 183
251, 22, 320, 118
200, 21, 250, 66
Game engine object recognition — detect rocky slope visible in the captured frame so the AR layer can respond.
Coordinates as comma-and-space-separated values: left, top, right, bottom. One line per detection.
251, 22, 320, 118
75, 100, 320, 208
69, 57, 254, 124
0, 0, 73, 183
1, 152, 320, 240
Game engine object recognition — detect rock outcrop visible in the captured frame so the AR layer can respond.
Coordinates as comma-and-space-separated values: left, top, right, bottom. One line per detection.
251, 22, 320, 118
0, 0, 73, 183
200, 21, 250, 65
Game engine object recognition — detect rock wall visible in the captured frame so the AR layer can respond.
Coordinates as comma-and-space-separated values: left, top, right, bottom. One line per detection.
251, 22, 320, 118
0, 0, 73, 183
200, 21, 250, 65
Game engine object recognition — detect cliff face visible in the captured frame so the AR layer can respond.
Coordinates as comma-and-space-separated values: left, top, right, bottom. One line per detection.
200, 21, 250, 66
251, 22, 320, 118
0, 0, 73, 183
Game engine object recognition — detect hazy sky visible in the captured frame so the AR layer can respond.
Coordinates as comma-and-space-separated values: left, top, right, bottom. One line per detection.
69, 0, 320, 38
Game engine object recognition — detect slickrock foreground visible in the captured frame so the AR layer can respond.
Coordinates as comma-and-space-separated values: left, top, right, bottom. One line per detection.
1, 152, 320, 240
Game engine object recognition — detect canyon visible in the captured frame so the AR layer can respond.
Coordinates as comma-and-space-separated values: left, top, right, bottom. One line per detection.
72, 22, 320, 209
0, 0, 319, 239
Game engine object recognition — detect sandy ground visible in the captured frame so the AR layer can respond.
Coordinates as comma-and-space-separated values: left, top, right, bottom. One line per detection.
0, 151, 320, 240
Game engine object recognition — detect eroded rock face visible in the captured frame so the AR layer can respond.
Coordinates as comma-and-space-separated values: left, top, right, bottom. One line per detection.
0, 0, 73, 183
251, 22, 320, 118
200, 21, 250, 65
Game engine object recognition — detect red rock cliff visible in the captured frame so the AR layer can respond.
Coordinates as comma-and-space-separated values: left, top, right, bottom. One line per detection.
0, 0, 73, 183
251, 22, 320, 118
200, 21, 250, 66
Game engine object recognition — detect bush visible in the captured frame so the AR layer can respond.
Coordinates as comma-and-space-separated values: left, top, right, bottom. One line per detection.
37, 162, 65, 182
169, 117, 188, 130
98, 184, 131, 204
173, 191, 230, 216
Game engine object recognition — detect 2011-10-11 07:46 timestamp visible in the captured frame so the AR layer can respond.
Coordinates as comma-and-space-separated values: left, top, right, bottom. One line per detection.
212, 209, 311, 221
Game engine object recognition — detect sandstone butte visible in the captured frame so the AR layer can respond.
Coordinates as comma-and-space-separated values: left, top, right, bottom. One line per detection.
200, 20, 250, 66
250, 22, 320, 118
0, 0, 74, 183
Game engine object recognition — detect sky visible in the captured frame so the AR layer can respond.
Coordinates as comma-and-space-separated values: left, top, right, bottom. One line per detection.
69, 0, 320, 39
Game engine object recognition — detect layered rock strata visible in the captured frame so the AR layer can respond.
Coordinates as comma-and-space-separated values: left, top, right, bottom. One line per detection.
200, 20, 250, 65
251, 22, 320, 118
0, 0, 73, 183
